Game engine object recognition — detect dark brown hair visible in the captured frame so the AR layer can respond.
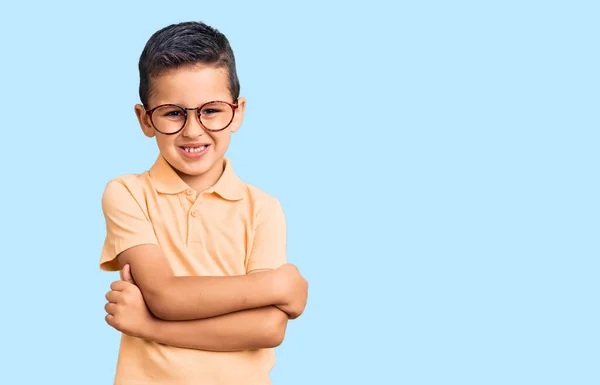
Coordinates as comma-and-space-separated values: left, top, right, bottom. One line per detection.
138, 21, 240, 107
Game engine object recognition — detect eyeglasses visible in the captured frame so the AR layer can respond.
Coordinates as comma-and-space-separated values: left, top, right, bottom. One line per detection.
145, 101, 239, 135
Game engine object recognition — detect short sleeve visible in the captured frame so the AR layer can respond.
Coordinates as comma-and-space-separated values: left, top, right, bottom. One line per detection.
99, 180, 158, 271
246, 198, 287, 273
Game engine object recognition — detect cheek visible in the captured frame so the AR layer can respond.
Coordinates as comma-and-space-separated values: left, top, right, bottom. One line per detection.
156, 136, 176, 151
212, 133, 231, 151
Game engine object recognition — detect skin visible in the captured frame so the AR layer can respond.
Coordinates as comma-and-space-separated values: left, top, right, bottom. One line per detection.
134, 65, 241, 193
106, 266, 289, 351
104, 65, 308, 349
116, 245, 307, 321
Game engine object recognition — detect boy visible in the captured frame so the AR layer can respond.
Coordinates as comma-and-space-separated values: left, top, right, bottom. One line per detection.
99, 21, 308, 385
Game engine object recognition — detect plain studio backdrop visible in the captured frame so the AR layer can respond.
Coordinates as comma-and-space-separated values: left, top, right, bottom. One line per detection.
0, 1, 598, 384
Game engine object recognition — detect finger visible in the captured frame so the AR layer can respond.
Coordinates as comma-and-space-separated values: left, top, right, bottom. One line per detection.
105, 302, 117, 315
105, 314, 115, 326
105, 291, 122, 303
121, 264, 135, 284
110, 280, 129, 291
105, 291, 125, 303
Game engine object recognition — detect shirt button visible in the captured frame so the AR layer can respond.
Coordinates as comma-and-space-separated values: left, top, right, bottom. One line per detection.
191, 210, 198, 217
186, 189, 194, 196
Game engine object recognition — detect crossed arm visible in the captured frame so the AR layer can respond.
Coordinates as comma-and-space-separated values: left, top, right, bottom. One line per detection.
104, 244, 308, 352
136, 305, 289, 352
101, 181, 307, 352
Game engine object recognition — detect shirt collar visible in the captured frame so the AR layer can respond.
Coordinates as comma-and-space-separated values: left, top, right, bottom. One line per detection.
149, 155, 245, 201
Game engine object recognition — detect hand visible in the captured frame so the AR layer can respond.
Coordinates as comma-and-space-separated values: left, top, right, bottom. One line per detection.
105, 264, 155, 338
274, 264, 308, 319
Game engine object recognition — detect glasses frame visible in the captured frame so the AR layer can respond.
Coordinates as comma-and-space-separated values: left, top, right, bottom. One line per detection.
144, 100, 239, 135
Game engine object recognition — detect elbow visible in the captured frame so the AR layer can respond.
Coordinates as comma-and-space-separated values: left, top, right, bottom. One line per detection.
263, 309, 288, 348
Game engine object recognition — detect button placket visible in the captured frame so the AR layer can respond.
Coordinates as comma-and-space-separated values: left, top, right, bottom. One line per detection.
188, 191, 207, 243
183, 189, 198, 244
187, 202, 200, 244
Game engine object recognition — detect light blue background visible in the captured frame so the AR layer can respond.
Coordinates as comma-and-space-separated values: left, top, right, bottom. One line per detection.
0, 1, 598, 384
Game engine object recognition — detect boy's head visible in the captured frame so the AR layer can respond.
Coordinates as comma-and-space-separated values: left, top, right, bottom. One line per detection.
138, 21, 240, 108
134, 21, 245, 190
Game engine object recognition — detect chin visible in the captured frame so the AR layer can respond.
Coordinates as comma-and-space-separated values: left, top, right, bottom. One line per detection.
170, 155, 218, 175
175, 161, 211, 176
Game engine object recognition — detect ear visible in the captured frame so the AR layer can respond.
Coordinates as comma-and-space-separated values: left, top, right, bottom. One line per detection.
135, 104, 155, 138
229, 97, 246, 133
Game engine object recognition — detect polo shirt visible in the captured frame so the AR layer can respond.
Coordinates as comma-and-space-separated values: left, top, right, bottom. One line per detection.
99, 155, 287, 385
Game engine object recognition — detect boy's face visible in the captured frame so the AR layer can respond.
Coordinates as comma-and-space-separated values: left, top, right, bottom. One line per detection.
134, 65, 245, 188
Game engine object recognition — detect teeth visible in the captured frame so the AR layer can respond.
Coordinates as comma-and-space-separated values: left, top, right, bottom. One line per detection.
183, 145, 207, 153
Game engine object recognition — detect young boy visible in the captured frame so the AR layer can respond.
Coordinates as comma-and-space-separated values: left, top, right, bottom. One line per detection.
99, 21, 308, 385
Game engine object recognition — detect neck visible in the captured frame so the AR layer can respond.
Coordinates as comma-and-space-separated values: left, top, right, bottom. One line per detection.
177, 158, 225, 194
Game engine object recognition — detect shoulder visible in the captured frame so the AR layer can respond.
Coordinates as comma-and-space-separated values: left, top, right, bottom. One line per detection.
105, 171, 149, 188
241, 182, 285, 219
243, 182, 281, 205
102, 172, 152, 210
104, 171, 151, 192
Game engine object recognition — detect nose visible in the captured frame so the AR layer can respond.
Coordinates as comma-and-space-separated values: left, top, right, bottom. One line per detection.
181, 109, 205, 138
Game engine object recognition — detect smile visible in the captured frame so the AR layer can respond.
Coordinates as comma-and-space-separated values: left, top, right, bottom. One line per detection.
178, 144, 211, 159
182, 145, 208, 153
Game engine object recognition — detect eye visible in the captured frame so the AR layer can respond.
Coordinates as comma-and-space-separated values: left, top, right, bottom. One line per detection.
154, 106, 186, 121
202, 108, 221, 115
164, 110, 183, 117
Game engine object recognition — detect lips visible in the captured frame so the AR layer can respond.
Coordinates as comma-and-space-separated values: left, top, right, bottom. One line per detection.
181, 145, 209, 153
177, 143, 211, 159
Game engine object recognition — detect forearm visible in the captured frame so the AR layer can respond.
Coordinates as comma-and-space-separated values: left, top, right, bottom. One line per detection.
142, 306, 288, 352
144, 271, 283, 321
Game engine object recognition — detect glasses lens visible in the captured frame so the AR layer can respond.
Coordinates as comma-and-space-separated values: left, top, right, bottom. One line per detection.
152, 105, 186, 134
199, 102, 234, 131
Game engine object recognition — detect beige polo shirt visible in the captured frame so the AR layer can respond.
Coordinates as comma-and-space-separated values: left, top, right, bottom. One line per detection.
100, 155, 287, 385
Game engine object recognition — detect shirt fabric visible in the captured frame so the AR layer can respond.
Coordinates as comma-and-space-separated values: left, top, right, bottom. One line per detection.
100, 155, 287, 385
